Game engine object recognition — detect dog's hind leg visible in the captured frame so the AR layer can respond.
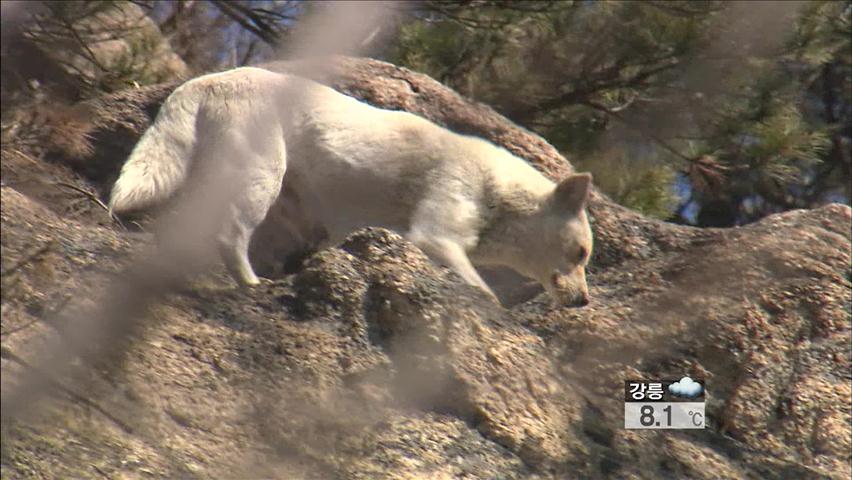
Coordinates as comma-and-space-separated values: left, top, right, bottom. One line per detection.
216, 134, 288, 288
219, 205, 262, 286
218, 172, 287, 286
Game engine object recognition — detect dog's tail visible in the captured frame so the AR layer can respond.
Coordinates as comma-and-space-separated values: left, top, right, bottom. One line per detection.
109, 82, 203, 214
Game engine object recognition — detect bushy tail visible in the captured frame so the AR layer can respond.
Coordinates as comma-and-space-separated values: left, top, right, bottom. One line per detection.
109, 83, 203, 214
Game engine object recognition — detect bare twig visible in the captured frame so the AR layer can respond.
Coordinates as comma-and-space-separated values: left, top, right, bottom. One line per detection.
211, 0, 281, 46
7, 148, 41, 166
90, 463, 110, 479
645, 1, 725, 18
51, 181, 126, 230
56, 12, 110, 74
0, 346, 134, 434
239, 38, 259, 66
249, 7, 299, 23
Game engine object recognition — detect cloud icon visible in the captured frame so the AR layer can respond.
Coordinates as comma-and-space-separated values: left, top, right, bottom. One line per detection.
668, 376, 703, 398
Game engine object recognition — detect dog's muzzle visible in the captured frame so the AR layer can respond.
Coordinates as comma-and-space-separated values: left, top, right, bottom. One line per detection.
548, 271, 590, 307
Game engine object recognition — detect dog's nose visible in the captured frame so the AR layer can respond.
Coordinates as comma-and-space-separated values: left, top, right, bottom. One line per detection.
578, 293, 589, 306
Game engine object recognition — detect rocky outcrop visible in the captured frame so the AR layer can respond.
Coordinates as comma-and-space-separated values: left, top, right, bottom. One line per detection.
1, 57, 849, 479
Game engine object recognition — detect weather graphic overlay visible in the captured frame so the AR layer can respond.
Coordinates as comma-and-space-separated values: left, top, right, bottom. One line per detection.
624, 376, 705, 429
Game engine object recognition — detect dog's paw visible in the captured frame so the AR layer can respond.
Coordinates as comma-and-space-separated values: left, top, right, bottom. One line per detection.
242, 277, 277, 291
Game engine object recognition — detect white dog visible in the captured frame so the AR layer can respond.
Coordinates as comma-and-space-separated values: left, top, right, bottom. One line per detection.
110, 67, 593, 306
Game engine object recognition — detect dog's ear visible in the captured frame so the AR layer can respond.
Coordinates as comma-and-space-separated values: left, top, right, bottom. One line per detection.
553, 173, 592, 214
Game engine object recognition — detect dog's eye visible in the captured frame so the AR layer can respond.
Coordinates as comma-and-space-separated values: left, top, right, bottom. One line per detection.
576, 247, 587, 263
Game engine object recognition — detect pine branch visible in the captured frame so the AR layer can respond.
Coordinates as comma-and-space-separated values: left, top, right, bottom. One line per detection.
511, 57, 681, 122
583, 100, 696, 164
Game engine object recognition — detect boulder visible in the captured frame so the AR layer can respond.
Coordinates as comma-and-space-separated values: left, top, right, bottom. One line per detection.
1, 57, 849, 479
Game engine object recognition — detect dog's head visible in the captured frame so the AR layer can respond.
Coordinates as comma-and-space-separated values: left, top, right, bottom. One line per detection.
517, 173, 594, 307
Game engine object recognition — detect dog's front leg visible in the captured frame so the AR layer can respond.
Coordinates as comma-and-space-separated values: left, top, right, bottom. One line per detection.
408, 235, 499, 304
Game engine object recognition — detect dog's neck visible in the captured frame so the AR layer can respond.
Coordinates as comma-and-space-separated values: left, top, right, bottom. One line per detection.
470, 185, 543, 271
